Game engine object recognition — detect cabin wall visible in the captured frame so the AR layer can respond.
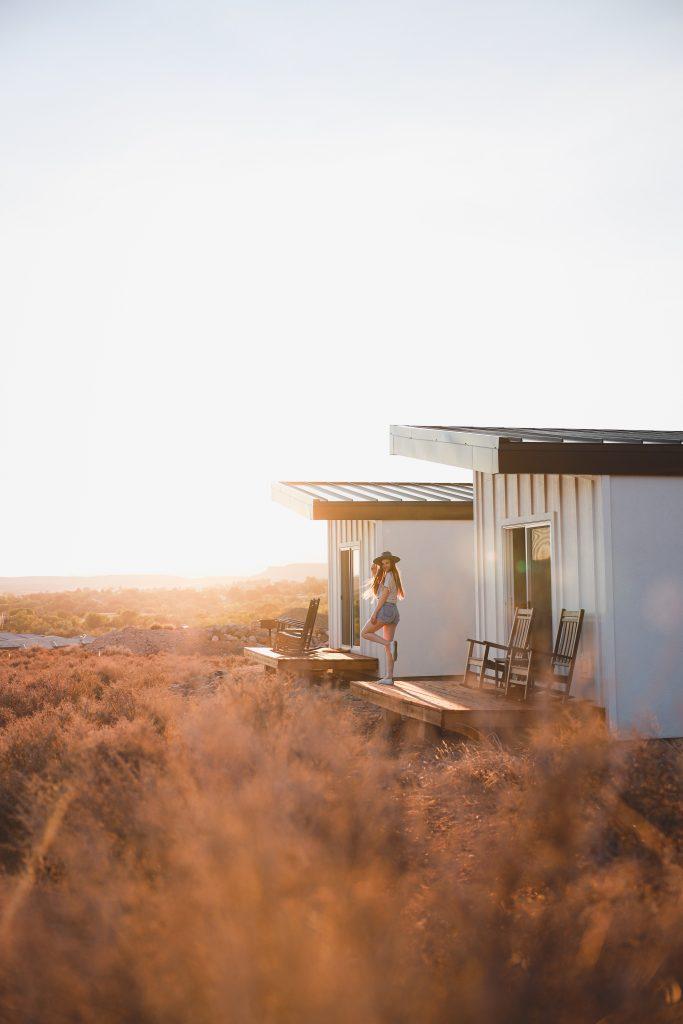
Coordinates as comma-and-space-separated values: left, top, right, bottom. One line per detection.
474, 471, 605, 702
605, 477, 683, 738
379, 520, 475, 677
327, 520, 377, 655
328, 518, 475, 674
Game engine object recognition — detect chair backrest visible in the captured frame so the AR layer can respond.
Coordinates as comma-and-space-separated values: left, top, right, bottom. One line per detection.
508, 607, 534, 650
552, 609, 585, 673
301, 598, 320, 649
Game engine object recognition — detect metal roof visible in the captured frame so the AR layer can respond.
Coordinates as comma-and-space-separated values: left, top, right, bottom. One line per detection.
272, 481, 473, 521
404, 426, 683, 444
0, 632, 93, 650
391, 425, 683, 476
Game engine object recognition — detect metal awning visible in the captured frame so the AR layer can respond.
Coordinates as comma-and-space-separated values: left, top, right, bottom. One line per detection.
272, 481, 473, 520
0, 632, 93, 650
390, 425, 683, 475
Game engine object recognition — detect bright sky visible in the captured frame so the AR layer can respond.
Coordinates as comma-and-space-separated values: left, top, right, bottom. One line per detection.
1, 1, 682, 576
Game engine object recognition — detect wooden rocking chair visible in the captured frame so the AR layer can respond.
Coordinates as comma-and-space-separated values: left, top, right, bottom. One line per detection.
273, 598, 322, 656
527, 608, 585, 703
464, 607, 535, 690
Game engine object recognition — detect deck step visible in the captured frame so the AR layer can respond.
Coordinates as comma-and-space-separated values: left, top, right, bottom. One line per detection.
245, 646, 379, 676
351, 678, 603, 736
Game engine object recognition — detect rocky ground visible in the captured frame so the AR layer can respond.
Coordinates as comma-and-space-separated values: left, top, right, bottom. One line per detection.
88, 626, 382, 729
89, 623, 272, 656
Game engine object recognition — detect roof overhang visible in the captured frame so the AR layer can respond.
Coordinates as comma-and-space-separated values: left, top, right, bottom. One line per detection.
390, 425, 683, 476
271, 481, 473, 521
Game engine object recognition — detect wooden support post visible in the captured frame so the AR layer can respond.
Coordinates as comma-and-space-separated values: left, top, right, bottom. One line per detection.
402, 717, 443, 744
381, 709, 403, 738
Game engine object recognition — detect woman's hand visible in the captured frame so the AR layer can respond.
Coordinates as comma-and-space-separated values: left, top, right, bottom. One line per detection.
371, 615, 378, 625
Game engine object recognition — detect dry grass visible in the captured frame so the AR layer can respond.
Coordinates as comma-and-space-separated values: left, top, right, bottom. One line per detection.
0, 647, 681, 1023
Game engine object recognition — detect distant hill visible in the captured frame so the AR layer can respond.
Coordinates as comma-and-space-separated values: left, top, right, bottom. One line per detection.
253, 563, 327, 582
0, 564, 327, 595
0, 575, 237, 595
0, 576, 194, 595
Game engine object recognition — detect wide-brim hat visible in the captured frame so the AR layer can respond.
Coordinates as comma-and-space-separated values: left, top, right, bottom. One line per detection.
372, 550, 400, 565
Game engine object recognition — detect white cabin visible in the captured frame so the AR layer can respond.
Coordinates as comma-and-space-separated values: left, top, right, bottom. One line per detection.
391, 425, 683, 738
271, 481, 475, 677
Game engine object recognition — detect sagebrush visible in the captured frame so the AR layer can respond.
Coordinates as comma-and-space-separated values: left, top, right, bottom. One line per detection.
0, 647, 681, 1023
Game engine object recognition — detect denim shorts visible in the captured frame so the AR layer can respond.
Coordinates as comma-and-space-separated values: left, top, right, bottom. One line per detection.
376, 602, 400, 625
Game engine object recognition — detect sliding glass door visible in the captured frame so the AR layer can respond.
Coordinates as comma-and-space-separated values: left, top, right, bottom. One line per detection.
340, 547, 361, 649
507, 523, 553, 651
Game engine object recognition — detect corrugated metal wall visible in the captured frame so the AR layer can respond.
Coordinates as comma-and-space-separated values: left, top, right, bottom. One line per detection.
327, 520, 378, 653
474, 471, 604, 700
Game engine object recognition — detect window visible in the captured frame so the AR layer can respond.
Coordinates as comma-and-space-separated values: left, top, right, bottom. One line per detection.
507, 523, 553, 651
340, 547, 361, 648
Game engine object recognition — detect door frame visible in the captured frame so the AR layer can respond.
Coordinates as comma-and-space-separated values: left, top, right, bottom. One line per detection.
339, 542, 362, 652
500, 512, 562, 643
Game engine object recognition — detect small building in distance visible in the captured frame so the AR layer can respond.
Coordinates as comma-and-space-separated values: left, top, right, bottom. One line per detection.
271, 481, 475, 678
0, 632, 92, 650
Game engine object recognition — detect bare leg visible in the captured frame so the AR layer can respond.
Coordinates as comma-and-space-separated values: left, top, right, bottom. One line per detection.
361, 618, 389, 649
383, 623, 397, 678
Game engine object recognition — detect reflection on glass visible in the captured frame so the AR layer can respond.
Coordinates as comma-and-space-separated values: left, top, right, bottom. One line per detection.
512, 528, 527, 608
340, 549, 351, 647
508, 524, 553, 652
531, 525, 551, 561
352, 548, 361, 647
529, 526, 552, 650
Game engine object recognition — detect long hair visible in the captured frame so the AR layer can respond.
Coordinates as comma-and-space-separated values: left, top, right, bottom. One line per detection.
369, 563, 405, 600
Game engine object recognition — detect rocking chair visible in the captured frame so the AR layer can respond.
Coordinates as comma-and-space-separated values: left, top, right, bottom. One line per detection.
464, 607, 535, 691
272, 598, 322, 656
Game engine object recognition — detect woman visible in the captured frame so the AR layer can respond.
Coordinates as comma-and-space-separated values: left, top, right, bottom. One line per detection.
361, 550, 404, 684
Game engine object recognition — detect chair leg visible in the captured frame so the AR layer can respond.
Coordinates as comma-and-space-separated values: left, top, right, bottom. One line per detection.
464, 642, 475, 687
477, 644, 490, 689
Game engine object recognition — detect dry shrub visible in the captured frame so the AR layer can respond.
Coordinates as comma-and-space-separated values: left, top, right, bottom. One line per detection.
0, 649, 681, 1023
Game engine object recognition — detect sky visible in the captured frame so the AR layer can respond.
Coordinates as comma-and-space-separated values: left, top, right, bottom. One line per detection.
1, 0, 682, 577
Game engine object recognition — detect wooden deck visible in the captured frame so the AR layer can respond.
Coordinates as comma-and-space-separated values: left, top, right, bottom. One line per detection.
245, 646, 379, 677
351, 676, 604, 738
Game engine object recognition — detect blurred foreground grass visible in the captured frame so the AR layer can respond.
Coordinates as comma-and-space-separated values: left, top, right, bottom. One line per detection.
0, 646, 681, 1024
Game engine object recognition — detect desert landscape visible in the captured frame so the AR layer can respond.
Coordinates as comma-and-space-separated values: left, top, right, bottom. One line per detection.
0, 574, 328, 644
3, 1, 682, 1020
0, 627, 681, 1023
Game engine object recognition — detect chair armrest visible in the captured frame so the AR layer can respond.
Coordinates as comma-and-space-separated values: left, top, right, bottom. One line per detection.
466, 639, 519, 653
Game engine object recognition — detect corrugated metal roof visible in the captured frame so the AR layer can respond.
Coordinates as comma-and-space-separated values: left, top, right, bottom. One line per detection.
412, 426, 683, 444
281, 481, 473, 502
0, 632, 93, 650
272, 481, 473, 521
391, 425, 683, 475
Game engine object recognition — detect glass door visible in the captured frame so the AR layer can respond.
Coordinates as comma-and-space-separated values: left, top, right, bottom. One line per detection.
340, 547, 361, 649
508, 524, 552, 651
